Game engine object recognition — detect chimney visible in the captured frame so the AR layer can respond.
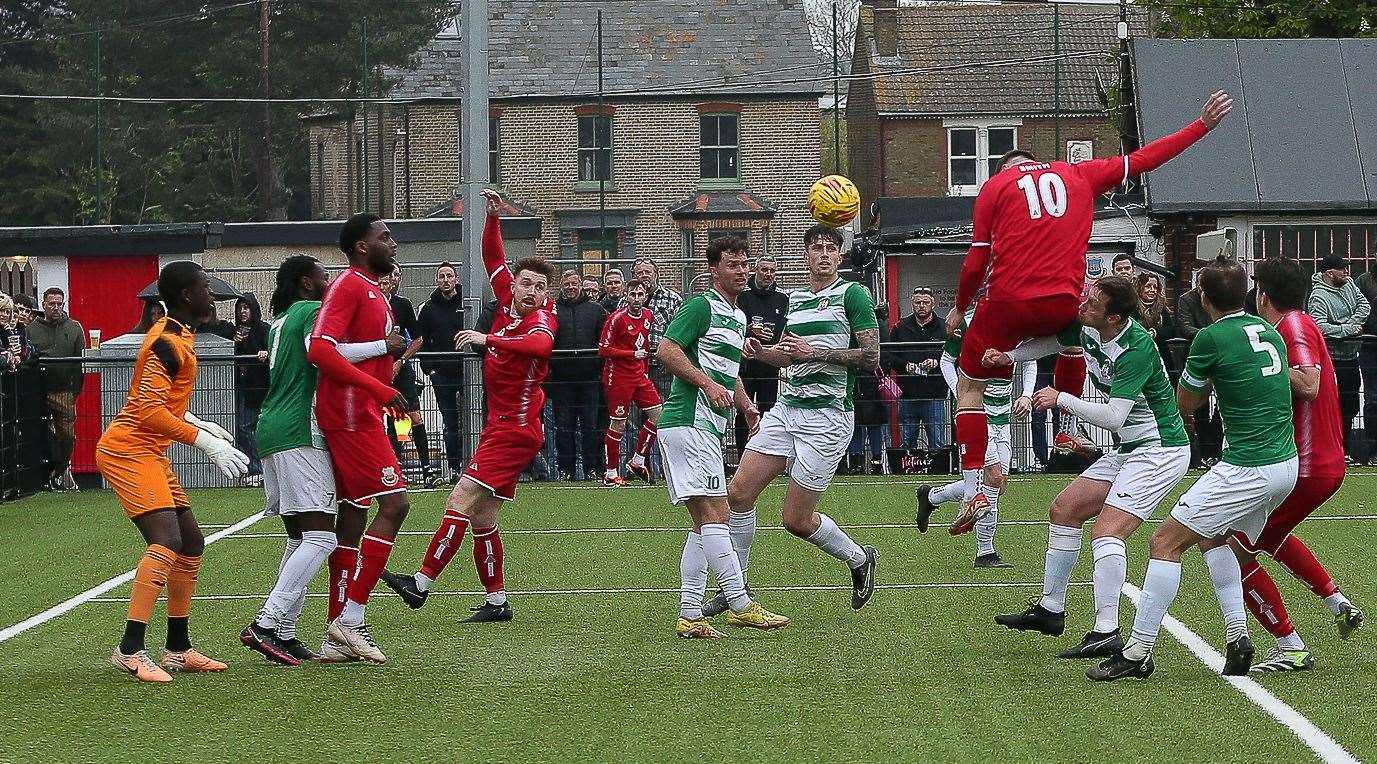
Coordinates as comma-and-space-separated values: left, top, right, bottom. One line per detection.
867, 0, 898, 58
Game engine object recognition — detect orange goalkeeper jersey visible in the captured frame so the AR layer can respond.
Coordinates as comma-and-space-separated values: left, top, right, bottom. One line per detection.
98, 317, 201, 456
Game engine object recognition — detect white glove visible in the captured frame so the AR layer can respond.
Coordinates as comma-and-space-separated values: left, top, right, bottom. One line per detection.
194, 430, 251, 480
184, 412, 233, 443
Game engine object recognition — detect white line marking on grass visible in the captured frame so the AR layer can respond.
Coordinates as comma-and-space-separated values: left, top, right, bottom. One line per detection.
0, 511, 265, 644
215, 514, 1377, 540
1120, 582, 1358, 764
84, 580, 1093, 603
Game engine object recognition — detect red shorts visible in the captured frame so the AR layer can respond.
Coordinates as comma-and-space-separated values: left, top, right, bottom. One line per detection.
464, 418, 545, 501
1233, 473, 1343, 555
323, 426, 406, 508
604, 375, 662, 418
958, 294, 1081, 380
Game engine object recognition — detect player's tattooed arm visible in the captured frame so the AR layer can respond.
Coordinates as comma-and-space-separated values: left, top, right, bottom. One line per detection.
806, 328, 881, 370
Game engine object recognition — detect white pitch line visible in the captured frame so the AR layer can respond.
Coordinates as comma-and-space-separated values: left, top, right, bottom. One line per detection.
0, 511, 266, 644
83, 580, 1093, 603
215, 514, 1377, 540
1120, 582, 1357, 764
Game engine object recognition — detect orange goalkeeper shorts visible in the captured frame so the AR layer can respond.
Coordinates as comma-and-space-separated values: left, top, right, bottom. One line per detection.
96, 448, 189, 519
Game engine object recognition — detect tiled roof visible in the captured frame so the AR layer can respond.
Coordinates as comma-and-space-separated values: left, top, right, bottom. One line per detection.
385, 0, 823, 101
860, 2, 1148, 116
669, 190, 778, 218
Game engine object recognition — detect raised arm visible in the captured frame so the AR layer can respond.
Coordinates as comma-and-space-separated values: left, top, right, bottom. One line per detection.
483, 207, 512, 302
1080, 91, 1232, 195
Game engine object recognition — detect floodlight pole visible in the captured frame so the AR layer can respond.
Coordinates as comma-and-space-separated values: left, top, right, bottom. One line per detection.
832, 1, 841, 174
461, 0, 492, 447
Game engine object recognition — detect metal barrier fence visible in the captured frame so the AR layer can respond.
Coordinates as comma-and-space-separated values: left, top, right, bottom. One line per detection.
16, 334, 1317, 496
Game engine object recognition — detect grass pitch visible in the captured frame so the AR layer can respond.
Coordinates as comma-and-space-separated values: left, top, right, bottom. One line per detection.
1, 473, 1374, 763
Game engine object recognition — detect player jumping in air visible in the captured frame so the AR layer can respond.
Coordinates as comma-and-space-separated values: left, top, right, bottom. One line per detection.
382, 189, 558, 623
949, 91, 1233, 533
1230, 257, 1364, 672
988, 276, 1192, 659
308, 214, 412, 663
599, 278, 662, 486
1091, 257, 1296, 681
99, 261, 250, 682
660, 235, 789, 638
706, 225, 880, 617
915, 303, 1036, 567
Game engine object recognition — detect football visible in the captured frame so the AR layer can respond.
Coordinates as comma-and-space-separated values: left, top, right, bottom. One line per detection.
807, 174, 861, 228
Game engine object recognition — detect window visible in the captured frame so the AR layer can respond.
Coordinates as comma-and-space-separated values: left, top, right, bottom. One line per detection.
700, 113, 739, 182
579, 229, 617, 262
1252, 224, 1377, 272
946, 123, 1019, 196
578, 114, 613, 183
681, 229, 696, 259
488, 119, 501, 186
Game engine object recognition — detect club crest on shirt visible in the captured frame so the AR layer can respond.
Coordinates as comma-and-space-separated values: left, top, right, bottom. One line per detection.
817, 297, 830, 309
381, 466, 399, 486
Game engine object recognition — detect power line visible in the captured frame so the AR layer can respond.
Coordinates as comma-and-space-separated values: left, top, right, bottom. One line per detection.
0, 1, 261, 50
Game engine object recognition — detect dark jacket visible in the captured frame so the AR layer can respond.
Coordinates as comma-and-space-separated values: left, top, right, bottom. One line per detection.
1357, 271, 1377, 336
27, 313, 83, 392
390, 293, 422, 395
737, 277, 789, 387
233, 295, 271, 409
0, 323, 39, 369
196, 315, 236, 340
417, 287, 466, 377
550, 294, 606, 382
887, 312, 947, 399
1176, 288, 1211, 343
600, 293, 623, 315
1141, 303, 1184, 373
855, 310, 890, 427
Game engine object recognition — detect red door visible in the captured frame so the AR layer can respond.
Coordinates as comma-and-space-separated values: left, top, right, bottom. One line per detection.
67, 255, 159, 473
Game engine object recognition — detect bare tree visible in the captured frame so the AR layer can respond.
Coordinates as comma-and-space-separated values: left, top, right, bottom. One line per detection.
804, 0, 861, 74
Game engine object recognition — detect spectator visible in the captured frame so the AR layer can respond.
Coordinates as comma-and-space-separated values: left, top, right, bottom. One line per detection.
888, 286, 948, 450
417, 261, 467, 481
1136, 272, 1181, 372
1356, 263, 1377, 464
1308, 254, 1370, 459
383, 265, 440, 487
0, 294, 37, 370
632, 257, 683, 397
1176, 271, 1222, 466
735, 256, 788, 457
582, 278, 601, 303
131, 298, 166, 333
846, 300, 890, 474
550, 270, 606, 480
27, 286, 85, 491
232, 294, 270, 486
13, 294, 36, 327
1111, 253, 1136, 278
194, 303, 236, 339
601, 269, 626, 313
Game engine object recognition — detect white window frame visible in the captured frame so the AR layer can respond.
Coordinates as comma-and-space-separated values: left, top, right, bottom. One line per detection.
943, 118, 1022, 197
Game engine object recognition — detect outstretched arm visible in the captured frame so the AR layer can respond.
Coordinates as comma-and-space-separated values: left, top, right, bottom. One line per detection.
481, 189, 513, 301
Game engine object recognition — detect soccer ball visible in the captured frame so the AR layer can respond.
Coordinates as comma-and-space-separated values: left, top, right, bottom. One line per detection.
808, 175, 860, 228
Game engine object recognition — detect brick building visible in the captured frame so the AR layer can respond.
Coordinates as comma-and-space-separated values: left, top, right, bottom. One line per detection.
307, 1, 824, 290
846, 0, 1148, 223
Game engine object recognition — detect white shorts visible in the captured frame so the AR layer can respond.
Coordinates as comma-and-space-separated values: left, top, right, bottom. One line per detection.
658, 426, 727, 506
745, 404, 853, 492
1080, 445, 1191, 520
262, 447, 337, 517
985, 422, 1011, 469
1170, 457, 1298, 543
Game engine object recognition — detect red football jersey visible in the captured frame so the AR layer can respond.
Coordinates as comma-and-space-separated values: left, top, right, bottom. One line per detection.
1276, 310, 1345, 478
482, 214, 556, 427
311, 266, 396, 431
600, 307, 653, 384
956, 120, 1210, 311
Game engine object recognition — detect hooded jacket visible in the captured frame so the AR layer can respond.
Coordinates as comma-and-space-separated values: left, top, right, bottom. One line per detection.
28, 310, 84, 392
736, 276, 789, 387
417, 287, 466, 377
550, 293, 606, 382
1308, 271, 1371, 361
233, 294, 271, 408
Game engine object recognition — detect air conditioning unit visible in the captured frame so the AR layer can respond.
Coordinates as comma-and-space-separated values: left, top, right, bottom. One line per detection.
1196, 228, 1238, 262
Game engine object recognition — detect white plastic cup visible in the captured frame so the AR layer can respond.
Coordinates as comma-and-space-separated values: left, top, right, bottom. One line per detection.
89, 329, 101, 350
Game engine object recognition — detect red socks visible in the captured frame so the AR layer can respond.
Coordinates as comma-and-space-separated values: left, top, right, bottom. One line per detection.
1274, 534, 1339, 598
326, 546, 358, 623
1241, 560, 1295, 638
604, 429, 622, 474
472, 526, 506, 600
346, 532, 395, 607
634, 421, 658, 459
955, 409, 988, 471
420, 510, 470, 581
1053, 351, 1086, 396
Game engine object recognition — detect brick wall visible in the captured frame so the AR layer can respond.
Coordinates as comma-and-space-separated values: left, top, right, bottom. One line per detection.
309, 96, 822, 292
